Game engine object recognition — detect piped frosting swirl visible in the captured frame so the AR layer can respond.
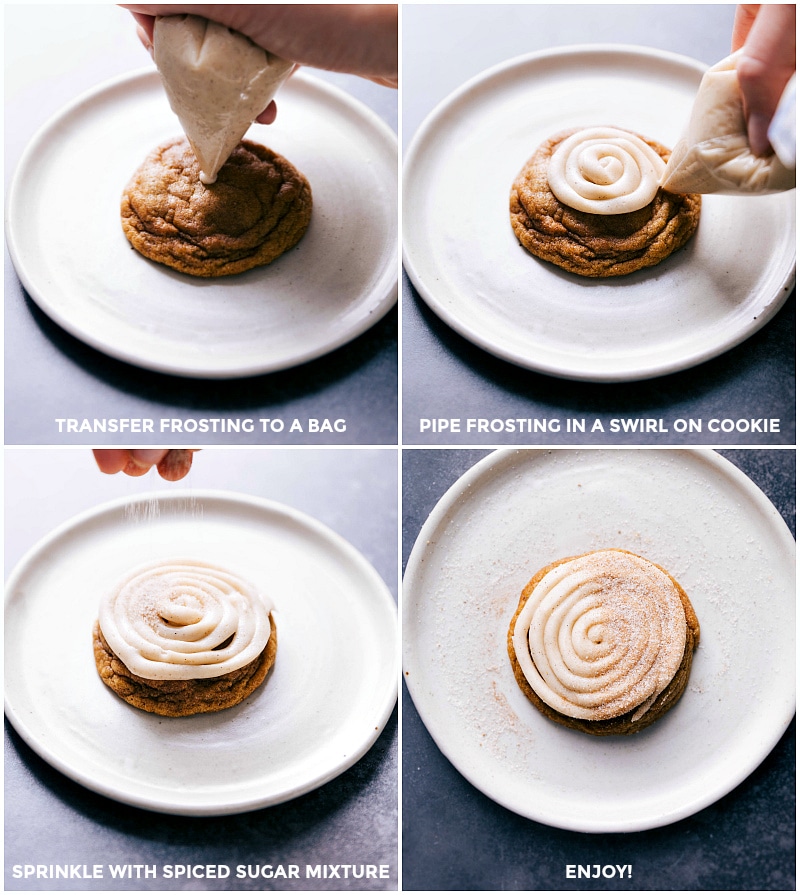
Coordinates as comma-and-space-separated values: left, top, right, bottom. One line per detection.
512, 551, 686, 721
99, 560, 272, 680
547, 127, 667, 214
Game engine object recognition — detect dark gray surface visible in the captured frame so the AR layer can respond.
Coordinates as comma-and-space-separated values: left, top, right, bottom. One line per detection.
401, 448, 795, 891
5, 5, 398, 446
5, 714, 397, 892
4, 449, 398, 891
404, 273, 795, 446
5, 273, 397, 446
401, 4, 796, 446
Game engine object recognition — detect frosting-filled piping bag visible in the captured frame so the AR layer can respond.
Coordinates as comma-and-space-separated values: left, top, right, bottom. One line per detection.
153, 14, 294, 185
661, 50, 796, 195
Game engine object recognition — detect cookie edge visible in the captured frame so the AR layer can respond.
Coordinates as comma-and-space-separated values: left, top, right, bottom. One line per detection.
506, 548, 700, 736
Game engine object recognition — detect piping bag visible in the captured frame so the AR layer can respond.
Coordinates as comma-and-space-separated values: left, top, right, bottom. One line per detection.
661, 50, 795, 195
153, 15, 294, 185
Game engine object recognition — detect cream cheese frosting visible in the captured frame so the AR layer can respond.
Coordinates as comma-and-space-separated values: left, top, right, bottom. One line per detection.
98, 560, 272, 680
153, 15, 294, 184
547, 127, 667, 214
511, 551, 686, 721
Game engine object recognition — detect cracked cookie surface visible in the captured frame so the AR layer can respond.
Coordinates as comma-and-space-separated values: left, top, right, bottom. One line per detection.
121, 136, 312, 277
509, 129, 701, 278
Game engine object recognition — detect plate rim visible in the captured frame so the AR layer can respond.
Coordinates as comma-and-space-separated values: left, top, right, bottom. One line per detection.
402, 44, 797, 383
5, 488, 399, 816
6, 68, 399, 380
402, 448, 796, 832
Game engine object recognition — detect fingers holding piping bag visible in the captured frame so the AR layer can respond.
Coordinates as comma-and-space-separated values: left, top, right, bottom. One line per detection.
129, 11, 285, 126
121, 5, 397, 183
660, 7, 796, 196
121, 4, 398, 88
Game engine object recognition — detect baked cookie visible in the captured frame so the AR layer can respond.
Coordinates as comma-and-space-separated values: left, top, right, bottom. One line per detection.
508, 549, 700, 736
121, 136, 312, 277
510, 127, 701, 278
94, 560, 277, 716
93, 619, 277, 717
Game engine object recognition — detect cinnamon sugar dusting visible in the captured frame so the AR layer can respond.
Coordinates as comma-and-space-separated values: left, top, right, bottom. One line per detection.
98, 560, 272, 681
513, 550, 686, 721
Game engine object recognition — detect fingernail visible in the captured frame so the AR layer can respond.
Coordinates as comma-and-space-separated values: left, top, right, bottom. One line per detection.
158, 450, 195, 482
748, 114, 772, 157
123, 458, 152, 477
131, 449, 168, 467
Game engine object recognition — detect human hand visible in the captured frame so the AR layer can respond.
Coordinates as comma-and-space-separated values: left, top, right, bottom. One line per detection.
732, 4, 796, 156
123, 4, 398, 124
93, 449, 196, 481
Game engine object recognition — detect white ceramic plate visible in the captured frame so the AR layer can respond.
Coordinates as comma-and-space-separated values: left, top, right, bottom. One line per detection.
5, 491, 398, 815
403, 46, 796, 382
6, 70, 397, 378
403, 449, 795, 832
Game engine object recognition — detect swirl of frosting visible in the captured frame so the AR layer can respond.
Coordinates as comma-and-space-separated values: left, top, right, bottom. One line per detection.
547, 127, 667, 214
99, 560, 273, 680
512, 551, 686, 721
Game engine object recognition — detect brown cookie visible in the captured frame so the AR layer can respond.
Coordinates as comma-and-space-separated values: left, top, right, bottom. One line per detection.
507, 550, 700, 736
93, 616, 278, 717
509, 129, 701, 277
121, 137, 312, 277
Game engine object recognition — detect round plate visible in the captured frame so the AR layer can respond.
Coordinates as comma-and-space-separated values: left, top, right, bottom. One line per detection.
403, 46, 796, 382
6, 70, 397, 378
5, 491, 398, 815
403, 449, 795, 831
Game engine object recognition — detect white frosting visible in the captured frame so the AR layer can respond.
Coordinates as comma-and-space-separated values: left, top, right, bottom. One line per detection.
99, 560, 272, 680
547, 127, 666, 214
154, 15, 294, 184
512, 551, 686, 721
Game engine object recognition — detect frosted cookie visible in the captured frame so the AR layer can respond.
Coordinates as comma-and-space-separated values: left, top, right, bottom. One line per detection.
507, 549, 699, 736
510, 127, 701, 277
94, 560, 277, 716
121, 137, 312, 277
